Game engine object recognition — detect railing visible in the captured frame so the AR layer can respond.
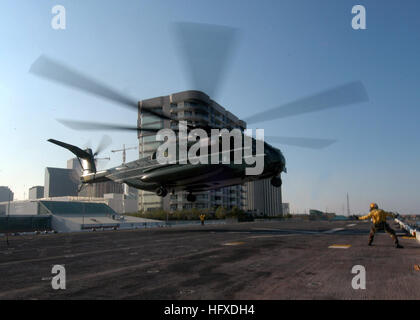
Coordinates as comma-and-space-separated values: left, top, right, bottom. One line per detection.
395, 218, 418, 243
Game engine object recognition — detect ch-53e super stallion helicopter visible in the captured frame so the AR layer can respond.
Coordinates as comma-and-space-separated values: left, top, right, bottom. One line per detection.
30, 23, 368, 202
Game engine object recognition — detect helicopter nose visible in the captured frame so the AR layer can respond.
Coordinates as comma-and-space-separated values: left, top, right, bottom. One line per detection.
272, 150, 286, 173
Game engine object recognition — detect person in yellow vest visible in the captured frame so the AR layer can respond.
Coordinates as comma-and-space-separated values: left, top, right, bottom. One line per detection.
200, 214, 205, 226
358, 203, 403, 248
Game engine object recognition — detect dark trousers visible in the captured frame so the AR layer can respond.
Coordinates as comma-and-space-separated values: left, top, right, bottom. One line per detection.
369, 222, 399, 245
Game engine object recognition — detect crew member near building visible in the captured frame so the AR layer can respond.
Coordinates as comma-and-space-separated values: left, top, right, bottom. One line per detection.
200, 214, 205, 226
358, 203, 403, 248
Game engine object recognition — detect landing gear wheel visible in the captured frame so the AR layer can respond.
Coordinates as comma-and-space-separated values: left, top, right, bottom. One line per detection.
271, 176, 282, 187
156, 187, 168, 197
187, 193, 196, 202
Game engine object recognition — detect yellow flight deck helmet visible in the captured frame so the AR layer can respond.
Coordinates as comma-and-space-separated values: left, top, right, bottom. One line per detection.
370, 203, 378, 210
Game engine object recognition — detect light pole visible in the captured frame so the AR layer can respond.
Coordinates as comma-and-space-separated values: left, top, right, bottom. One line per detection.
6, 189, 11, 246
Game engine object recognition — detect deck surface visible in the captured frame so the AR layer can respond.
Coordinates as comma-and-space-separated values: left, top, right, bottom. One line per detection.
0, 219, 419, 300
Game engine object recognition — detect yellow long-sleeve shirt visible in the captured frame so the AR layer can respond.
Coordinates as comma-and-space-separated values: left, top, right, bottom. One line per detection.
359, 209, 395, 224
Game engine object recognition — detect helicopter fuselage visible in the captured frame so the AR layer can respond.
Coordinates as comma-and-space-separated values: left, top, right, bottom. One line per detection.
81, 139, 286, 196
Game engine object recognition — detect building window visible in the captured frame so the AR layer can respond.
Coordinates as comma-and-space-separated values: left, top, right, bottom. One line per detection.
142, 142, 162, 152
141, 113, 162, 124
141, 135, 158, 143
196, 194, 208, 201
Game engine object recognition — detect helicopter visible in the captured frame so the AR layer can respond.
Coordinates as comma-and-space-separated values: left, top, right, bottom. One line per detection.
30, 23, 369, 203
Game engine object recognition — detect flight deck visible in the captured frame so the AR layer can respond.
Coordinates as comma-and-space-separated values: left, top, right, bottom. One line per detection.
0, 219, 419, 300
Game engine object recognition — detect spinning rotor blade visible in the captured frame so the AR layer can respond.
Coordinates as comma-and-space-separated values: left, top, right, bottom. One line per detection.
57, 119, 164, 133
94, 135, 112, 156
172, 22, 239, 98
265, 136, 336, 149
57, 116, 202, 134
30, 56, 136, 109
29, 55, 173, 121
83, 139, 92, 150
244, 81, 369, 125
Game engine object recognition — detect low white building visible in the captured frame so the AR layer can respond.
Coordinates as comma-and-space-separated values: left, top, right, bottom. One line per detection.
0, 198, 160, 233
104, 193, 138, 214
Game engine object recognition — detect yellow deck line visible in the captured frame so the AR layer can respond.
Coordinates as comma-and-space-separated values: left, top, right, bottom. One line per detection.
328, 244, 351, 249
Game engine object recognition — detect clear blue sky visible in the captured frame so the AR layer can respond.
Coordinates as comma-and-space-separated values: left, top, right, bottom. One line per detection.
1, 0, 420, 214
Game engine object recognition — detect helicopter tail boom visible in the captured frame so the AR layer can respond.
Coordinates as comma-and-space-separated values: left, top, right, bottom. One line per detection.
48, 138, 98, 175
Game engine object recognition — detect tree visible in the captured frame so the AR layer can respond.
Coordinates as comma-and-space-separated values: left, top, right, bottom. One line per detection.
227, 206, 242, 218
215, 206, 227, 219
